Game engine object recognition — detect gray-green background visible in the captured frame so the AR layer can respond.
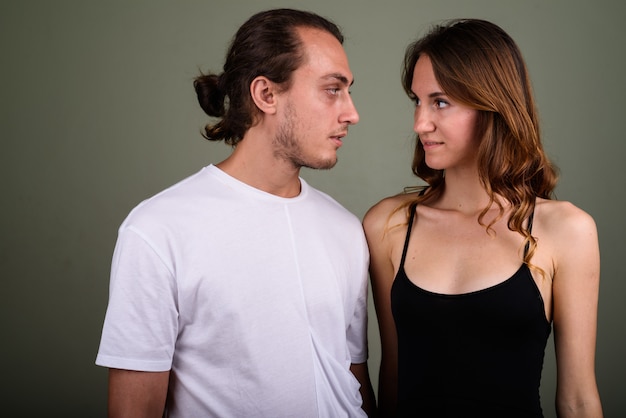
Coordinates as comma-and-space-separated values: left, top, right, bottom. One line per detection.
2, 1, 624, 416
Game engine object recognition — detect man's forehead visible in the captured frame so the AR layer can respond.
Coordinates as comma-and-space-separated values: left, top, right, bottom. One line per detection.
295, 27, 353, 82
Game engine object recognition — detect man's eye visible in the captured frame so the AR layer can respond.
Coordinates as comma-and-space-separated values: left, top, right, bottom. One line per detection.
327, 88, 340, 95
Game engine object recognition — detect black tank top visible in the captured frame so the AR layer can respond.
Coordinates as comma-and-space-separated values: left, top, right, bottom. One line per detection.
392, 204, 552, 417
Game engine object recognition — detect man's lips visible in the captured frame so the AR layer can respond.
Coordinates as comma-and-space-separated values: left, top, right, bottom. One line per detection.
330, 131, 348, 146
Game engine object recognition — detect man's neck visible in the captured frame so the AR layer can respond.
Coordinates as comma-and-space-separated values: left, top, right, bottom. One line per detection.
216, 135, 302, 198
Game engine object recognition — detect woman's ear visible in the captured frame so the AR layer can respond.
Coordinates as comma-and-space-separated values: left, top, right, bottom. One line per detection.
250, 76, 278, 115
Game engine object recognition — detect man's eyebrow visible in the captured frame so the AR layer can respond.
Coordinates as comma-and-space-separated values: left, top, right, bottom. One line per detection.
323, 73, 354, 86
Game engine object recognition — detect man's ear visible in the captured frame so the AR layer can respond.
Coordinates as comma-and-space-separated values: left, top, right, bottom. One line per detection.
250, 76, 278, 115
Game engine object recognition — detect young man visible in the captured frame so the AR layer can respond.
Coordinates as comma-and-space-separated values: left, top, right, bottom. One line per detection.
96, 8, 376, 417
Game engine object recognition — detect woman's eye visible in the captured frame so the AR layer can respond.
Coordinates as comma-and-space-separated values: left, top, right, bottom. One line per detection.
435, 99, 449, 109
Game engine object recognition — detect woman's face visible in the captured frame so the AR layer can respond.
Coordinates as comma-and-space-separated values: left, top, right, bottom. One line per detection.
411, 55, 480, 172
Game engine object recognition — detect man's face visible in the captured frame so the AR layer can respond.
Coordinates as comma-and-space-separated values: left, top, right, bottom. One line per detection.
272, 27, 359, 170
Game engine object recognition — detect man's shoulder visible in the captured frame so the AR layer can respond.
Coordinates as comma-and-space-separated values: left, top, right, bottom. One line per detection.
121, 167, 217, 225
305, 184, 359, 219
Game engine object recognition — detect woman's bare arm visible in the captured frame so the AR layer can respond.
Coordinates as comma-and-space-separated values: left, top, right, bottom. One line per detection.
549, 203, 603, 417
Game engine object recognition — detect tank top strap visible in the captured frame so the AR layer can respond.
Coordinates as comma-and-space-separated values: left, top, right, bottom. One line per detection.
400, 189, 428, 267
523, 203, 536, 258
399, 203, 418, 268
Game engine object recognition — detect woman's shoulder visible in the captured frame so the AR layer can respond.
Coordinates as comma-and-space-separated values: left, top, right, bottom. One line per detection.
363, 191, 419, 234
535, 197, 597, 239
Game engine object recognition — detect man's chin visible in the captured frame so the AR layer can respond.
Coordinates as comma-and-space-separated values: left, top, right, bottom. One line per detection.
306, 158, 337, 170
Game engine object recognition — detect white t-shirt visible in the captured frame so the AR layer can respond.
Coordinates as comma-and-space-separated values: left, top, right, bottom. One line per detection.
96, 165, 369, 417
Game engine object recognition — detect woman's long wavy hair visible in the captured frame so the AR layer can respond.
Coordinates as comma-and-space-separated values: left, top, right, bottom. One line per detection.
401, 19, 558, 267
193, 9, 343, 146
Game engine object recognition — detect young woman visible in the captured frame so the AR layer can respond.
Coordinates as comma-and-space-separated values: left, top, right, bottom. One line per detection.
364, 19, 602, 417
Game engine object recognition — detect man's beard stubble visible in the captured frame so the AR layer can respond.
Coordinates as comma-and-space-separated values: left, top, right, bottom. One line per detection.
272, 104, 337, 171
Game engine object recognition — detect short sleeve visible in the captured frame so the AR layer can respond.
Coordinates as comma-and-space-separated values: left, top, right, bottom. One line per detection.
346, 233, 370, 364
95, 226, 179, 371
